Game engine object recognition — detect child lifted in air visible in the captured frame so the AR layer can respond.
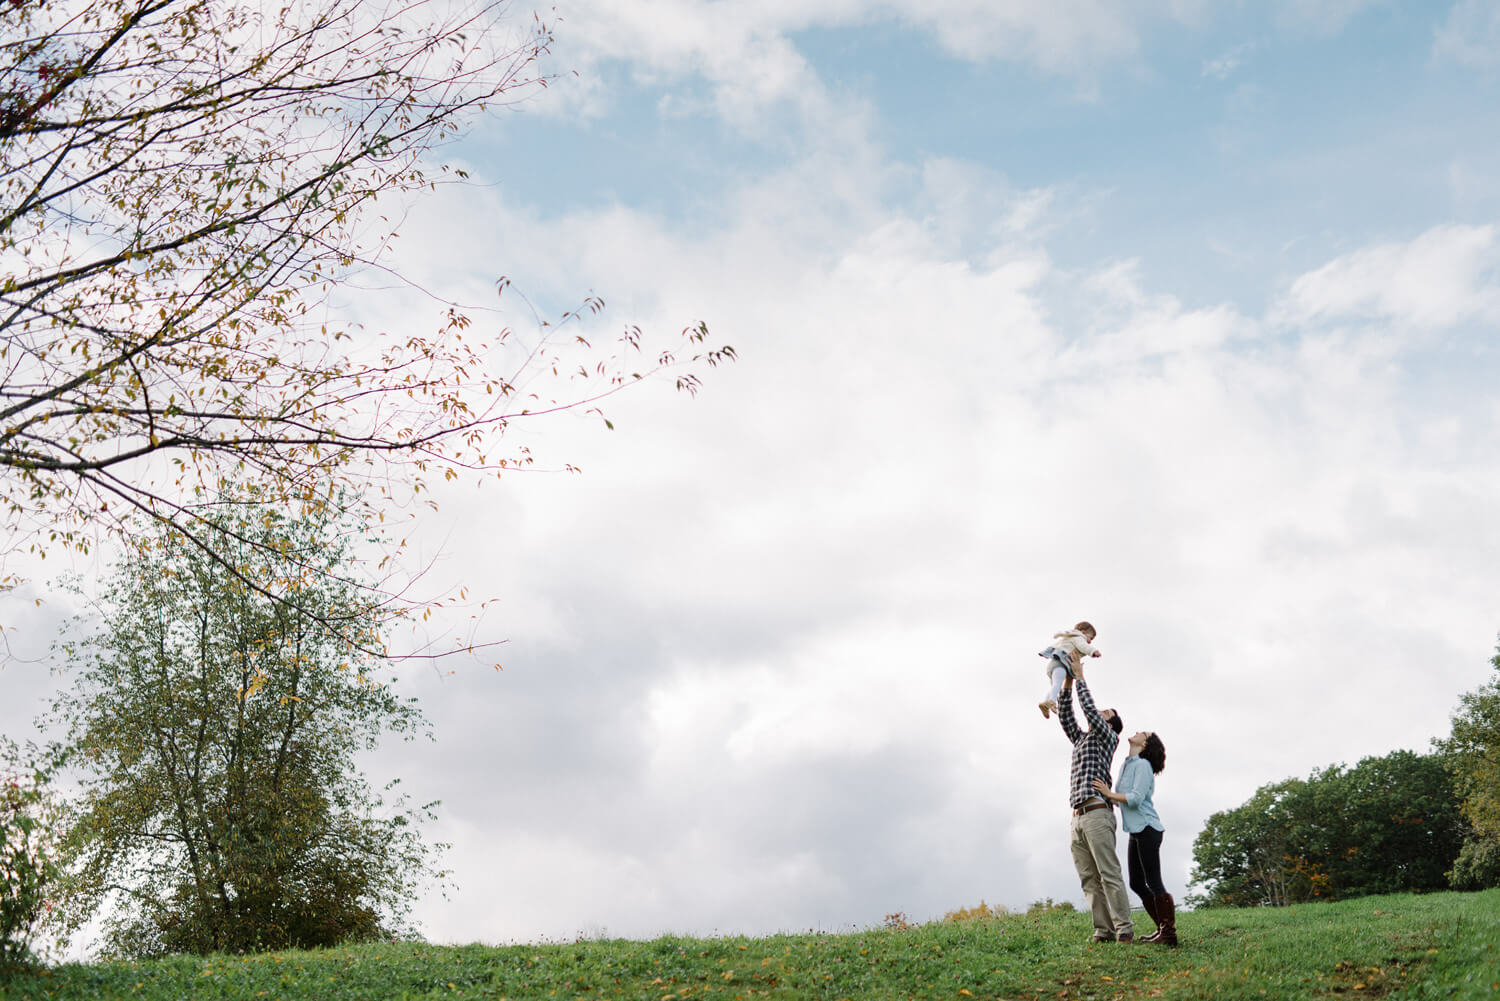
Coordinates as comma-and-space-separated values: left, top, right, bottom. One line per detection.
1038, 621, 1101, 719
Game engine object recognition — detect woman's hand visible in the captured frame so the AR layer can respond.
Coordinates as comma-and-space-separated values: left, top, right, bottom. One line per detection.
1091, 778, 1114, 799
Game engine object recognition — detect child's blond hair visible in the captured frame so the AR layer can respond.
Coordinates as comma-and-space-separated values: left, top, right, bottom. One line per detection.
1073, 620, 1096, 639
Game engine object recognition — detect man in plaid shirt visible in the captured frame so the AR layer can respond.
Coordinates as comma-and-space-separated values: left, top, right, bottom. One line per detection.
1058, 670, 1134, 943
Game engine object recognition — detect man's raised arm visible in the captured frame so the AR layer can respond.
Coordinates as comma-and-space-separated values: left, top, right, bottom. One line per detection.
1058, 679, 1082, 743
1073, 676, 1108, 733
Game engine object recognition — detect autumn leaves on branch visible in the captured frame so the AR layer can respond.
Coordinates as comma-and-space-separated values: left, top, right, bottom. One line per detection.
0, 0, 733, 613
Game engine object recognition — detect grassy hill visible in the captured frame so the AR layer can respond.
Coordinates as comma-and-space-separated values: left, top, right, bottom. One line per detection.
2, 889, 1495, 1000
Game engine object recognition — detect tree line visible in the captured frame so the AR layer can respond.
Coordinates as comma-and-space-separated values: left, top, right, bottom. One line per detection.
1189, 656, 1500, 906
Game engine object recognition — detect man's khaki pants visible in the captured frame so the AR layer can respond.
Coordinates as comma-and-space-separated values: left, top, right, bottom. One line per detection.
1070, 807, 1134, 940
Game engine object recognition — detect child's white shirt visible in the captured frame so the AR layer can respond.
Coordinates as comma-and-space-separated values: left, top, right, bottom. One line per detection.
1051, 629, 1098, 659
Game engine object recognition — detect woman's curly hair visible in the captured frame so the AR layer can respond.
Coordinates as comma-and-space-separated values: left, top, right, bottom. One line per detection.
1140, 733, 1166, 774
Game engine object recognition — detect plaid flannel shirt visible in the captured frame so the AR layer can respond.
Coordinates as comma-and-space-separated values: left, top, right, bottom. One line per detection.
1058, 678, 1119, 810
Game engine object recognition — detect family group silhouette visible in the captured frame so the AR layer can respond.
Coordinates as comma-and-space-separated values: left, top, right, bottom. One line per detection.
1039, 623, 1177, 946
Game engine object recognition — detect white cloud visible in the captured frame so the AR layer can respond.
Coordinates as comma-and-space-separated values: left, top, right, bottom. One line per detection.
1275, 223, 1500, 329
331, 148, 1500, 942
540, 0, 1203, 128
887, 0, 1170, 71
1434, 0, 1500, 70
575, 0, 1199, 71
542, 0, 837, 129
12, 142, 1499, 945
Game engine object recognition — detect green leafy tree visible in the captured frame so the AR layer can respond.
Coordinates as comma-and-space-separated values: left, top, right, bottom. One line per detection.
0, 741, 60, 969
0, 0, 730, 604
1435, 643, 1500, 889
1319, 751, 1463, 896
1190, 751, 1463, 907
47, 498, 443, 956
1190, 778, 1308, 907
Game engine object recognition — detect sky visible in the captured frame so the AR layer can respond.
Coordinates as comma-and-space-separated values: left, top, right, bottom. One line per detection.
5, 0, 1500, 951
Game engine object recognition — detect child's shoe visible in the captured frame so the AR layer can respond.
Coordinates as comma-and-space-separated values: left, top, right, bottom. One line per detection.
1038, 700, 1057, 718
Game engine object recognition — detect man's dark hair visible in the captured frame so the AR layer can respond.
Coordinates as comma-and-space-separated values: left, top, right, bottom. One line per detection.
1106, 710, 1123, 735
1141, 733, 1166, 774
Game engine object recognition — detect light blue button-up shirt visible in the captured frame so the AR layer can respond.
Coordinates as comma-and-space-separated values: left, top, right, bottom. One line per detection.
1114, 755, 1164, 834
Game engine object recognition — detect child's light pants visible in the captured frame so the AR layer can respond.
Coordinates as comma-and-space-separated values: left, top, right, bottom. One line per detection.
1044, 665, 1069, 703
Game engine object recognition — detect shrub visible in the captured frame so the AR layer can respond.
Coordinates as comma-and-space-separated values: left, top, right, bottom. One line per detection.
1449, 836, 1500, 890
942, 901, 1007, 923
0, 746, 59, 970
1027, 898, 1076, 915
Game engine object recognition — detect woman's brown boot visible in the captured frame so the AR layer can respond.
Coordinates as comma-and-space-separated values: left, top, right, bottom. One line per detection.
1152, 893, 1178, 947
1138, 895, 1163, 942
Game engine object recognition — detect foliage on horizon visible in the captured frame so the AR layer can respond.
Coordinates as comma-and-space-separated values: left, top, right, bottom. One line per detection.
44, 497, 445, 956
0, 0, 733, 621
1434, 640, 1500, 890
936, 898, 1077, 924
1025, 897, 1077, 916
1189, 748, 1463, 907
940, 901, 1005, 923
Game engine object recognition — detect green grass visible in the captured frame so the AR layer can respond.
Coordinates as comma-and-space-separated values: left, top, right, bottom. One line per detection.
2, 889, 1496, 1000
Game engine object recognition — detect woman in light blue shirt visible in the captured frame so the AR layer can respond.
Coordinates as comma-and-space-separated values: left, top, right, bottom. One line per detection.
1092, 730, 1175, 946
